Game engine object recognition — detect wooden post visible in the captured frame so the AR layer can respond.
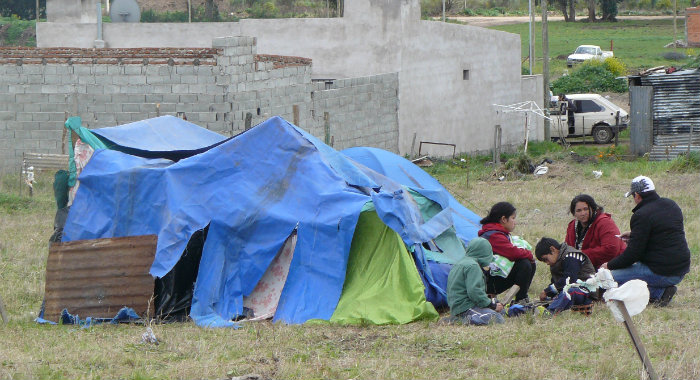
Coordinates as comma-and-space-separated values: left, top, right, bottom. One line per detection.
0, 293, 7, 324
614, 301, 659, 380
688, 126, 694, 155
293, 105, 299, 126
410, 132, 417, 159
244, 112, 252, 130
524, 114, 530, 153
615, 111, 620, 146
493, 125, 502, 164
324, 113, 331, 145
500, 285, 520, 306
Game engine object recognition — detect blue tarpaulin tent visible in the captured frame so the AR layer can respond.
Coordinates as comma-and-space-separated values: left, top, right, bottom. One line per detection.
62, 116, 470, 327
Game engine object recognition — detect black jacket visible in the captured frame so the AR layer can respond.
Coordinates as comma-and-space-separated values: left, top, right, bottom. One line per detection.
608, 193, 690, 276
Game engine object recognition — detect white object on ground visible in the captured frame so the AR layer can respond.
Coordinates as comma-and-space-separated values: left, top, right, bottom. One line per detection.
533, 165, 548, 176
592, 170, 603, 178
604, 279, 649, 322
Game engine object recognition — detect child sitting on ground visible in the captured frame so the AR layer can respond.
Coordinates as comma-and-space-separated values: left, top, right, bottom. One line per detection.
446, 237, 505, 325
535, 237, 597, 314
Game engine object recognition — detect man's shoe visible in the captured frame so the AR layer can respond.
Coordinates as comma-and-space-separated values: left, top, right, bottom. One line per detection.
652, 285, 677, 307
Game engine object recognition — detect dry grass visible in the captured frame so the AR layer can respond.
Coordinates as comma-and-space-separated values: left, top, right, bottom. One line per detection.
0, 156, 698, 379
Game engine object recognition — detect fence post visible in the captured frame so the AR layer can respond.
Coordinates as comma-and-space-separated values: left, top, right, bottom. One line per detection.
493, 125, 502, 164
244, 112, 252, 130
615, 111, 620, 146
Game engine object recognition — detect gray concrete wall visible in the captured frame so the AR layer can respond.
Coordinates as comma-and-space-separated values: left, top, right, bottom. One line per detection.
311, 73, 399, 152
0, 38, 400, 171
35, 0, 544, 157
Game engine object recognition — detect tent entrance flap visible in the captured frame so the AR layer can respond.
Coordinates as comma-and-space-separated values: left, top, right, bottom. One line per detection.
329, 210, 438, 325
243, 230, 298, 321
154, 226, 208, 321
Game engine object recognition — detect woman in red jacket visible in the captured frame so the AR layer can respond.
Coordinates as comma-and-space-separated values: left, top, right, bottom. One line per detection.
478, 202, 536, 303
565, 194, 626, 269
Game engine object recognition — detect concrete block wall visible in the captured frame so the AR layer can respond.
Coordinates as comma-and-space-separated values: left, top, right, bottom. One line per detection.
0, 39, 400, 171
311, 73, 399, 152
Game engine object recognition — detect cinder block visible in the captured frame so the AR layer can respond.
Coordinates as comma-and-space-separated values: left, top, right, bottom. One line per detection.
123, 66, 143, 75
128, 76, 147, 85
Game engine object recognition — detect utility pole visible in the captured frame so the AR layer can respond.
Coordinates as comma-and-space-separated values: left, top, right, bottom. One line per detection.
542, 0, 551, 141
529, 0, 535, 74
673, 0, 677, 49
442, 0, 446, 22
36, 0, 39, 20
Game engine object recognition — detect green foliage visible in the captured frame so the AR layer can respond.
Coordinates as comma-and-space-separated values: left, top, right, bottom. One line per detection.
0, 0, 45, 19
248, 1, 279, 18
669, 151, 700, 172
655, 0, 672, 9
551, 60, 628, 94
603, 57, 627, 76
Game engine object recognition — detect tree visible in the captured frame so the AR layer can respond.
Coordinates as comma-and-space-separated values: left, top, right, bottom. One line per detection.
587, 0, 596, 21
0, 0, 46, 20
204, 0, 220, 21
556, 0, 576, 21
599, 0, 622, 21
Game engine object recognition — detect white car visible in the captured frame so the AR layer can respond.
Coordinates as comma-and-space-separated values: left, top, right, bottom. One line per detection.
552, 94, 628, 144
567, 45, 614, 67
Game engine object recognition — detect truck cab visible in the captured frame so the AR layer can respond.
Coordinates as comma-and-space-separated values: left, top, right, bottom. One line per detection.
552, 94, 628, 144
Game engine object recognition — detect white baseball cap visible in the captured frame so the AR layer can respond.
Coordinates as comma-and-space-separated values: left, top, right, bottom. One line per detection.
625, 175, 655, 197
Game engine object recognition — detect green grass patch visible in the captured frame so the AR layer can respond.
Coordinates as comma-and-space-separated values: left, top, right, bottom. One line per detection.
489, 18, 699, 78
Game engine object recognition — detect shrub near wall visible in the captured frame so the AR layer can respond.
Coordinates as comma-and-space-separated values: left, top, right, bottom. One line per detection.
551, 59, 628, 94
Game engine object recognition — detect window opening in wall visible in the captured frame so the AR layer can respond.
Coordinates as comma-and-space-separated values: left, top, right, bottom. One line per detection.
463, 69, 470, 80
257, 108, 261, 116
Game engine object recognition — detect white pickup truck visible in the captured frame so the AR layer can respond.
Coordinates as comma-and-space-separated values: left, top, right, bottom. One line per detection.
551, 94, 628, 144
567, 45, 613, 67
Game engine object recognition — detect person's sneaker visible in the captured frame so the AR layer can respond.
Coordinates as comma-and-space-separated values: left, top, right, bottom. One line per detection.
652, 285, 677, 307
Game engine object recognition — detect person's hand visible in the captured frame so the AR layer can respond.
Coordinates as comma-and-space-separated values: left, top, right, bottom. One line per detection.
616, 231, 630, 242
539, 291, 547, 301
495, 303, 504, 313
600, 262, 608, 270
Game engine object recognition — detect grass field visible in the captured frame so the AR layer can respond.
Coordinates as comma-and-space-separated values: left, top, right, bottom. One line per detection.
485, 18, 698, 77
0, 144, 698, 379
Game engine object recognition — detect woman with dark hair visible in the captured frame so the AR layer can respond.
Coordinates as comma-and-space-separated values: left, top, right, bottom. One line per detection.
565, 194, 626, 269
478, 202, 536, 303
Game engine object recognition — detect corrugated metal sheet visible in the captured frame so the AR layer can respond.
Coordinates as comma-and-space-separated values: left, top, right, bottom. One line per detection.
649, 133, 700, 160
640, 70, 700, 136
632, 70, 700, 160
44, 235, 157, 321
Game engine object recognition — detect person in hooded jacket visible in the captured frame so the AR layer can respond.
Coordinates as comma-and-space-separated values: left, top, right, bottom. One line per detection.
446, 237, 505, 325
565, 194, 626, 269
477, 202, 535, 303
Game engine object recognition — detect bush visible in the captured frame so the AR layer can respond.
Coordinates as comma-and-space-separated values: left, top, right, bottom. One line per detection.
662, 51, 686, 60
551, 60, 628, 94
669, 151, 700, 172
603, 57, 628, 76
248, 1, 279, 18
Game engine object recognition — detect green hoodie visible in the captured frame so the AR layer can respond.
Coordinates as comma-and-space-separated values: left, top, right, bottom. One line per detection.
446, 237, 494, 316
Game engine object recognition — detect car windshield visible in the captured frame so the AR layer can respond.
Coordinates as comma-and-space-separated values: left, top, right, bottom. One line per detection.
575, 47, 596, 54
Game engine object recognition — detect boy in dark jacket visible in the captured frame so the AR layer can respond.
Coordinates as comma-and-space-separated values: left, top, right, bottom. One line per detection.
535, 237, 597, 313
447, 237, 505, 325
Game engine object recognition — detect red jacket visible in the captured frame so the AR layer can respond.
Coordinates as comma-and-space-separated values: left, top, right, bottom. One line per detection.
565, 212, 626, 269
478, 223, 534, 262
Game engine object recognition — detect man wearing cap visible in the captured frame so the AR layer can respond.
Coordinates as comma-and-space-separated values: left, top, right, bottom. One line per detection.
600, 176, 690, 307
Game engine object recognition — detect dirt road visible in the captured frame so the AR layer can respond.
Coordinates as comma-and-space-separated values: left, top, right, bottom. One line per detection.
446, 15, 674, 28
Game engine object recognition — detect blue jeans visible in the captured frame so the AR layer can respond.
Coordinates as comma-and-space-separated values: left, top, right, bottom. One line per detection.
453, 307, 505, 325
611, 262, 685, 299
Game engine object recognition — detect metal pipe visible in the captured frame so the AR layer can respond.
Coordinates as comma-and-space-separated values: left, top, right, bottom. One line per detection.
97, 3, 103, 40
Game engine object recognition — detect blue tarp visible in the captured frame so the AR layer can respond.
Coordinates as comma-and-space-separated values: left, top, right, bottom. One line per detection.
341, 147, 483, 246
91, 115, 228, 161
62, 116, 455, 327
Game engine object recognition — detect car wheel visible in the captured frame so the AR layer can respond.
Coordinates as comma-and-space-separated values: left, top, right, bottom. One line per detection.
593, 125, 613, 144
